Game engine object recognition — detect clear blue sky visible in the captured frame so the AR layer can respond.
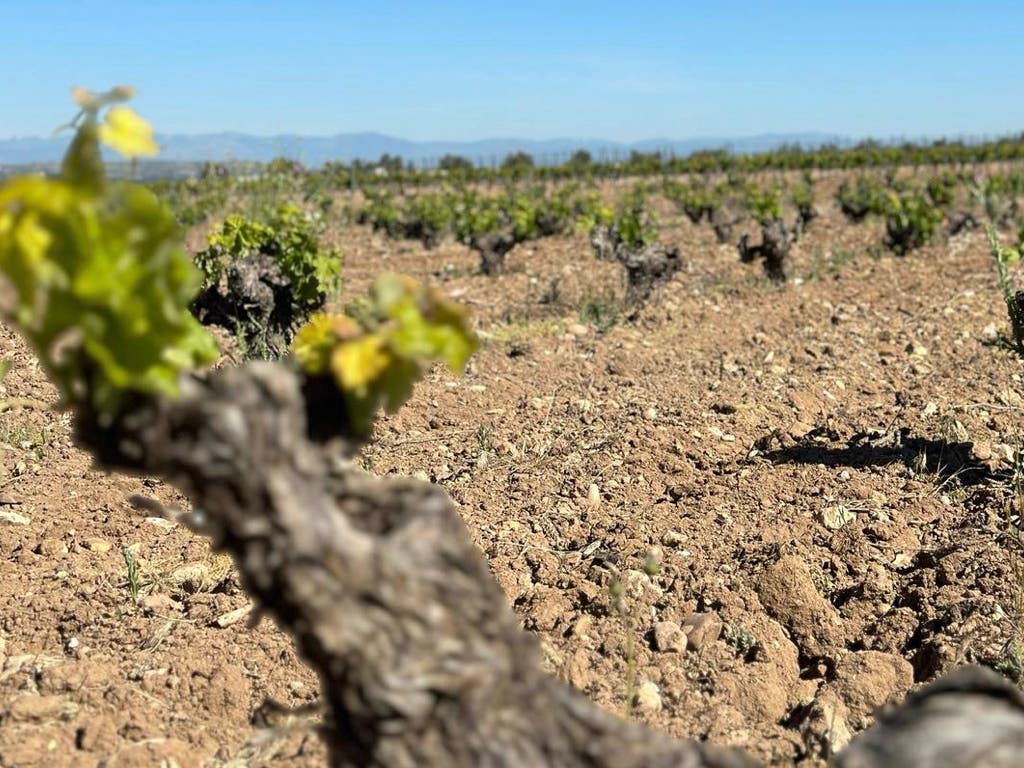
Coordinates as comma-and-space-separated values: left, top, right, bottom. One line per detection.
3, 0, 1022, 142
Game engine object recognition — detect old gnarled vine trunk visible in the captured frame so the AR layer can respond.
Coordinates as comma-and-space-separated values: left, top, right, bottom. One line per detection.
73, 363, 1024, 768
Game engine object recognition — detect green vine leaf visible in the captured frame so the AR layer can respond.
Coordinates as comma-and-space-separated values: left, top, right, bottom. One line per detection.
0, 87, 218, 418
292, 273, 478, 437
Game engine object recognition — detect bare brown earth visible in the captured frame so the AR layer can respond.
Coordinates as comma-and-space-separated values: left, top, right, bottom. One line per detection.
2, 184, 1023, 766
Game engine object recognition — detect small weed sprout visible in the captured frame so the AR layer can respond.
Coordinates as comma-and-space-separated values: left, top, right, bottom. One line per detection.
608, 575, 637, 717
999, 444, 1024, 685
475, 420, 495, 454
579, 296, 621, 334
724, 624, 757, 660
988, 228, 1024, 354
123, 546, 141, 602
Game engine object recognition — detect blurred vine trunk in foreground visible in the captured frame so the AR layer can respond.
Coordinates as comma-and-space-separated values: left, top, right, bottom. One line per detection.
74, 361, 753, 768
76, 361, 1024, 768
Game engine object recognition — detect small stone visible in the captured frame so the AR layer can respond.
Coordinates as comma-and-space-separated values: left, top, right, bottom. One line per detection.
906, 342, 928, 357
35, 538, 68, 557
213, 603, 253, 628
567, 323, 589, 336
586, 483, 601, 508
661, 530, 686, 547
6, 694, 71, 722
800, 690, 853, 758
0, 509, 30, 525
140, 594, 181, 616
652, 621, 687, 653
634, 681, 662, 712
621, 569, 662, 599
144, 516, 177, 531
819, 505, 856, 531
682, 612, 724, 652
81, 538, 111, 554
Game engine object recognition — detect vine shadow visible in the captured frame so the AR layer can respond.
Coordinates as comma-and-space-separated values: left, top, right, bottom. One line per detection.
760, 428, 997, 488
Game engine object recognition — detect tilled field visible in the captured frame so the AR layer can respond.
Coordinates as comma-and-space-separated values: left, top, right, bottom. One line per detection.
1, 192, 1022, 766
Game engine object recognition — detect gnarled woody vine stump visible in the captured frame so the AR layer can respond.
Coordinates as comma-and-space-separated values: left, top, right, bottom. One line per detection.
4, 87, 1024, 768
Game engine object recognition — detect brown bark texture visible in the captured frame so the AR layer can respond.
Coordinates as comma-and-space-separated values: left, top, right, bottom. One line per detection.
72, 362, 1024, 768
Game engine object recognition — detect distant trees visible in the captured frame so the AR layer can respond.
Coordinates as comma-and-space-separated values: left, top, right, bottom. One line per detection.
569, 149, 593, 172
439, 154, 475, 176
500, 150, 534, 178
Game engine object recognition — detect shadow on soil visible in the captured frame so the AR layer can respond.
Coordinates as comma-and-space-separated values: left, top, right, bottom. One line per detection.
761, 429, 997, 487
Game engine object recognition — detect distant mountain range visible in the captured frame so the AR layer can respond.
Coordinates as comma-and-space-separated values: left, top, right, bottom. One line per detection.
0, 130, 854, 168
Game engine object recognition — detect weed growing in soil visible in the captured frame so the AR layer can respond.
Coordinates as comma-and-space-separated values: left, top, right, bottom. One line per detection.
988, 228, 1024, 354
123, 546, 141, 602
724, 624, 758, 661
608, 576, 638, 716
579, 296, 621, 333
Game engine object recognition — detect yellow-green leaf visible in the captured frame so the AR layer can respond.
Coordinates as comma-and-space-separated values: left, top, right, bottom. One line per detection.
98, 107, 159, 159
330, 334, 390, 392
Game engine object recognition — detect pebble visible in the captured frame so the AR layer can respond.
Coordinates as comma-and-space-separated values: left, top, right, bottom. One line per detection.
621, 569, 662, 599
140, 594, 181, 616
819, 505, 856, 531
144, 516, 177, 531
661, 530, 686, 547
35, 538, 68, 557
634, 681, 662, 712
81, 538, 111, 554
682, 612, 724, 652
652, 621, 687, 653
0, 509, 31, 525
906, 342, 929, 357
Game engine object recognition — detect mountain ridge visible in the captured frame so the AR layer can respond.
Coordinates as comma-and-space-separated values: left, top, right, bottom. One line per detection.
0, 130, 851, 167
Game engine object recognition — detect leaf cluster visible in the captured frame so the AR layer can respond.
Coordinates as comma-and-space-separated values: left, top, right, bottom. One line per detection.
197, 205, 341, 311
0, 91, 217, 417
883, 191, 943, 254
292, 274, 477, 437
836, 176, 889, 222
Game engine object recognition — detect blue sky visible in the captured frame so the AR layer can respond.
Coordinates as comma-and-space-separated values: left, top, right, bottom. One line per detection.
2, 1, 1022, 142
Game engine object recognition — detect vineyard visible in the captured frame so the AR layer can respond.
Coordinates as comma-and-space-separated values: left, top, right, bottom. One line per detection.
3, 97, 1024, 766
